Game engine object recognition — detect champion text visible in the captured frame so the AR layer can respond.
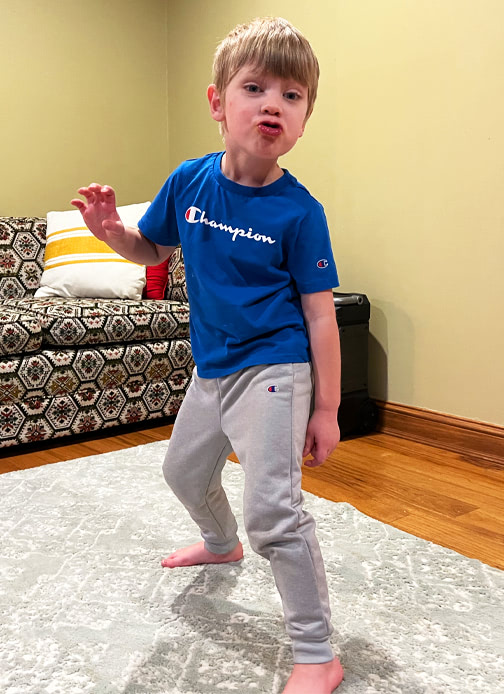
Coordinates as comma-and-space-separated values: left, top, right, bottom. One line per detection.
185, 206, 276, 245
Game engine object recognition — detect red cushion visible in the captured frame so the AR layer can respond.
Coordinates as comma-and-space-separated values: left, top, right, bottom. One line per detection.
143, 259, 169, 300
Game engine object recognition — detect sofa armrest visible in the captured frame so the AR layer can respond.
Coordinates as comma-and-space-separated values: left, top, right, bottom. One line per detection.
165, 246, 188, 303
0, 217, 46, 299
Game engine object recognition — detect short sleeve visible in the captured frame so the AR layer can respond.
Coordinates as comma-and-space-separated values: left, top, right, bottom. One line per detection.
286, 202, 339, 293
138, 171, 180, 247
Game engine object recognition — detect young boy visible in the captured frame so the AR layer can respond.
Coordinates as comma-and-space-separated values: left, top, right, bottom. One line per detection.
72, 17, 343, 694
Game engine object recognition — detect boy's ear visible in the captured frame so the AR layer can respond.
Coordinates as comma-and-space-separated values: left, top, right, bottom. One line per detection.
207, 84, 225, 123
300, 110, 312, 138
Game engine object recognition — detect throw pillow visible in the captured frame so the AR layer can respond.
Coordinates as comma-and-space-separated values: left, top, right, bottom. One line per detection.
35, 203, 150, 300
143, 258, 169, 300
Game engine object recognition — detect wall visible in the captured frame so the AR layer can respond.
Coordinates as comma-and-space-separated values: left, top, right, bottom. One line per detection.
0, 0, 170, 215
2, 1, 502, 427
166, 0, 504, 426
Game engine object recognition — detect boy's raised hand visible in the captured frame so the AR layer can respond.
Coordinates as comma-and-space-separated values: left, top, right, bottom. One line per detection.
71, 183, 124, 241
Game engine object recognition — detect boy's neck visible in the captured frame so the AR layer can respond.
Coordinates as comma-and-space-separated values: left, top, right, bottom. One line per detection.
221, 152, 284, 188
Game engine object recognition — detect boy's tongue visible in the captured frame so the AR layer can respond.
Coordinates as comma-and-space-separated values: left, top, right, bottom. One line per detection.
258, 122, 282, 136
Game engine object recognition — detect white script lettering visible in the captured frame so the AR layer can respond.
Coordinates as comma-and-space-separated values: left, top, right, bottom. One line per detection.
185, 206, 276, 245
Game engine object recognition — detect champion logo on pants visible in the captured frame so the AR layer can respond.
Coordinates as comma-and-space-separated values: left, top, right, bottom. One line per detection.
268, 385, 279, 392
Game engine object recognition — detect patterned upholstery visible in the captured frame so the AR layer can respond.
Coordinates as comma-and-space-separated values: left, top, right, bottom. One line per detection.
0, 217, 194, 447
0, 304, 43, 356
166, 246, 189, 302
0, 217, 46, 298
0, 340, 192, 446
2, 297, 189, 348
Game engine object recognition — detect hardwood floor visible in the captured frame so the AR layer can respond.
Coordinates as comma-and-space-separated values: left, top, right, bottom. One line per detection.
1, 422, 502, 570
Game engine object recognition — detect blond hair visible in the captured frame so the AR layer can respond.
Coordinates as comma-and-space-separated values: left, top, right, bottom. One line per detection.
212, 17, 319, 121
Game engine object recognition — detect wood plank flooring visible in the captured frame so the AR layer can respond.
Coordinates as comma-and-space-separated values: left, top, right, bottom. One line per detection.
1, 422, 502, 570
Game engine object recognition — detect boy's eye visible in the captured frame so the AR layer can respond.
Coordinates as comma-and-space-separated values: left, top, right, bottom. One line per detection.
245, 84, 261, 93
285, 91, 301, 101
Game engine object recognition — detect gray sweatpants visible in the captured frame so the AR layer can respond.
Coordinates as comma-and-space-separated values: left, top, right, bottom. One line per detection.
163, 362, 334, 663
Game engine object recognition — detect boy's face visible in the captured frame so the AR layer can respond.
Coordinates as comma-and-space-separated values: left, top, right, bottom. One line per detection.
208, 64, 309, 163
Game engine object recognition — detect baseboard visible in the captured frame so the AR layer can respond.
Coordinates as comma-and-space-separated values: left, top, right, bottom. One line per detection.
376, 401, 504, 469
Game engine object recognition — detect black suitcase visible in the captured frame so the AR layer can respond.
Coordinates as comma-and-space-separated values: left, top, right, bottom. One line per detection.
333, 291, 378, 438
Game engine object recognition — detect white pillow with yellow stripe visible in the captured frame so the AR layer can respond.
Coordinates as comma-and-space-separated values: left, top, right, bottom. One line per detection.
35, 203, 150, 300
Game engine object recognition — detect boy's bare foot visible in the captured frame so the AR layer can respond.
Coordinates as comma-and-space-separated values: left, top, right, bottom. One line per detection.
282, 658, 344, 694
161, 540, 244, 568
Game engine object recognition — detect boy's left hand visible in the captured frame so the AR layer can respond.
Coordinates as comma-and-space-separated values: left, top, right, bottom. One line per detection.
303, 408, 340, 467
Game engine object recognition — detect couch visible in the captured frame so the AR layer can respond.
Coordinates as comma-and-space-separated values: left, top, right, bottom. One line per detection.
0, 216, 194, 448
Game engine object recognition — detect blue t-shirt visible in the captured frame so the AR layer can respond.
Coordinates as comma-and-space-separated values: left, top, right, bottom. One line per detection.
138, 152, 339, 378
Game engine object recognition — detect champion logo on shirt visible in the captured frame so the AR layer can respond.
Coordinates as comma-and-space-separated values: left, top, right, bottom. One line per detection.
317, 258, 329, 269
268, 385, 279, 392
185, 206, 276, 245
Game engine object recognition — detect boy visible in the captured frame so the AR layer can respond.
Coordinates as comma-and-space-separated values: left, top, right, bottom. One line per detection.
72, 17, 343, 694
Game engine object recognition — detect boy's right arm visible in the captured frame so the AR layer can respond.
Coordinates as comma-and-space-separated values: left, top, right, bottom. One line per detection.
71, 183, 174, 265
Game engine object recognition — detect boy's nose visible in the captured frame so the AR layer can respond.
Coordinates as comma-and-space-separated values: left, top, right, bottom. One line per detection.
261, 102, 281, 117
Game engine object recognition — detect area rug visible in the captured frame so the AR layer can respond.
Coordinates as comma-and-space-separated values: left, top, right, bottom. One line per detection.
1, 441, 503, 694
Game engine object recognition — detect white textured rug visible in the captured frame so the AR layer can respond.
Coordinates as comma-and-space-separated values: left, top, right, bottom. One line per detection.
1, 440, 503, 694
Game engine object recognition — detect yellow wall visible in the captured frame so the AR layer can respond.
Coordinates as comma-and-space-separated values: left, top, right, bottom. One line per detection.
2, 1, 503, 426
0, 0, 169, 215
167, 0, 504, 426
